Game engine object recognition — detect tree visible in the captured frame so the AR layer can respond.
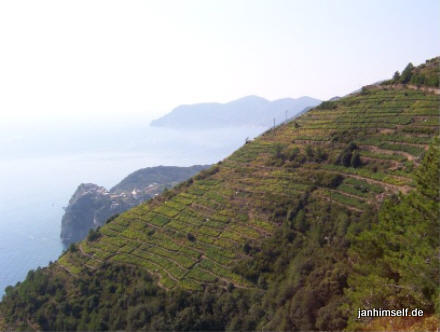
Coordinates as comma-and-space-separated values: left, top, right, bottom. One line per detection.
339, 151, 352, 167
392, 71, 400, 81
87, 228, 100, 242
68, 243, 77, 253
336, 142, 359, 167
305, 145, 314, 160
315, 147, 328, 162
350, 152, 361, 168
274, 143, 284, 159
346, 141, 440, 327
400, 62, 414, 84
410, 73, 425, 85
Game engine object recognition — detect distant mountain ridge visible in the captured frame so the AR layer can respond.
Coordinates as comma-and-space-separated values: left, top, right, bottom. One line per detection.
150, 95, 321, 128
60, 165, 210, 245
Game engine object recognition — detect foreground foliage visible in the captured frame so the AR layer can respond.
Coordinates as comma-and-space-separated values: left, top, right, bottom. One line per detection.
346, 142, 440, 329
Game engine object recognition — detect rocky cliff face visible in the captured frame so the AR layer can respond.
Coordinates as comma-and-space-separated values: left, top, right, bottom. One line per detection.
60, 165, 209, 245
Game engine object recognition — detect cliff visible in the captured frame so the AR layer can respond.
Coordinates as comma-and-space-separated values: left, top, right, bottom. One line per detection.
60, 165, 209, 245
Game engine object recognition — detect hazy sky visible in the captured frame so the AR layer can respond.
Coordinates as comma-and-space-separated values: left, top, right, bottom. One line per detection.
0, 0, 439, 127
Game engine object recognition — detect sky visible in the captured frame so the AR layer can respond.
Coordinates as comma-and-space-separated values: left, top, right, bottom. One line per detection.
0, 0, 439, 128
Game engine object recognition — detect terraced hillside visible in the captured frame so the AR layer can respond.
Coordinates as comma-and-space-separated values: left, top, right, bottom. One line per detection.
54, 82, 438, 290
1, 57, 439, 330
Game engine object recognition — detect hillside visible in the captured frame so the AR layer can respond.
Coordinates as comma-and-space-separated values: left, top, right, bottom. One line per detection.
1, 57, 439, 331
150, 95, 321, 128
61, 165, 210, 245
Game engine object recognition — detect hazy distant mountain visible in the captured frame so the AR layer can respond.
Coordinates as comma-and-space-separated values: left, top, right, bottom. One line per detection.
150, 95, 321, 129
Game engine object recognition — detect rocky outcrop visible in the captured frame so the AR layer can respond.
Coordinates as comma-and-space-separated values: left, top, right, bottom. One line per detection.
60, 165, 209, 245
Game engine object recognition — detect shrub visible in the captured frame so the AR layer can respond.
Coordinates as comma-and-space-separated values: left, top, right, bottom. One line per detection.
273, 143, 285, 160
68, 244, 77, 253
87, 229, 101, 242
286, 147, 300, 161
316, 101, 337, 110
336, 142, 360, 168
360, 87, 370, 95
194, 166, 219, 180
106, 214, 119, 224
187, 233, 196, 242
305, 145, 314, 159
314, 147, 328, 162
350, 152, 361, 168
314, 172, 343, 188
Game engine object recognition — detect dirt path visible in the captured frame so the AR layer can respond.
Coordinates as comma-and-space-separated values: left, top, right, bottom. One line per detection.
361, 144, 418, 162
315, 193, 363, 213
406, 84, 440, 95
330, 188, 367, 201
365, 83, 440, 95
341, 172, 411, 194
55, 262, 78, 278
78, 242, 92, 257
360, 155, 400, 170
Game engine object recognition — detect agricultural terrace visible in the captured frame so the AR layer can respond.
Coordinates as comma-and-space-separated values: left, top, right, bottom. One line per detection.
58, 85, 439, 291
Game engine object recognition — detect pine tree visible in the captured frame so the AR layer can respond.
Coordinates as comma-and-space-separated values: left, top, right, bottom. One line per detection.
350, 151, 361, 168
400, 62, 414, 84
346, 141, 440, 326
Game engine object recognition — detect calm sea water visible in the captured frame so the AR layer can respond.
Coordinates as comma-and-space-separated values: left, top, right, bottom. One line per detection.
0, 124, 266, 297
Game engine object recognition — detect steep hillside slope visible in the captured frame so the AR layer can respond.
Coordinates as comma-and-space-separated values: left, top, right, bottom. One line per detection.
61, 165, 210, 245
1, 57, 438, 331
150, 95, 321, 128
74, 70, 438, 292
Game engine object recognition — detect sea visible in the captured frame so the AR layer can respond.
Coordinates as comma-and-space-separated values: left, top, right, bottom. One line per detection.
0, 122, 266, 297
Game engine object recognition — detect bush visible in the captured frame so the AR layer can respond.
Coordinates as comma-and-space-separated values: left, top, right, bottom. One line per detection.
106, 214, 119, 224
314, 147, 328, 162
273, 143, 286, 160
187, 233, 196, 242
316, 101, 337, 110
360, 87, 370, 95
336, 142, 361, 168
68, 244, 77, 253
194, 166, 219, 180
314, 172, 343, 188
305, 145, 314, 159
350, 152, 361, 168
87, 229, 101, 242
286, 147, 300, 161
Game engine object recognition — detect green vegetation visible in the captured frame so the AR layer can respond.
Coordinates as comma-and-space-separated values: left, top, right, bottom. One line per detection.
336, 142, 361, 167
87, 228, 101, 242
346, 142, 440, 329
386, 57, 440, 87
1, 57, 439, 330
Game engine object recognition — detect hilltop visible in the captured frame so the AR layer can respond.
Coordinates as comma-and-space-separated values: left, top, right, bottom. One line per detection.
1, 57, 439, 331
150, 95, 321, 129
61, 165, 210, 245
